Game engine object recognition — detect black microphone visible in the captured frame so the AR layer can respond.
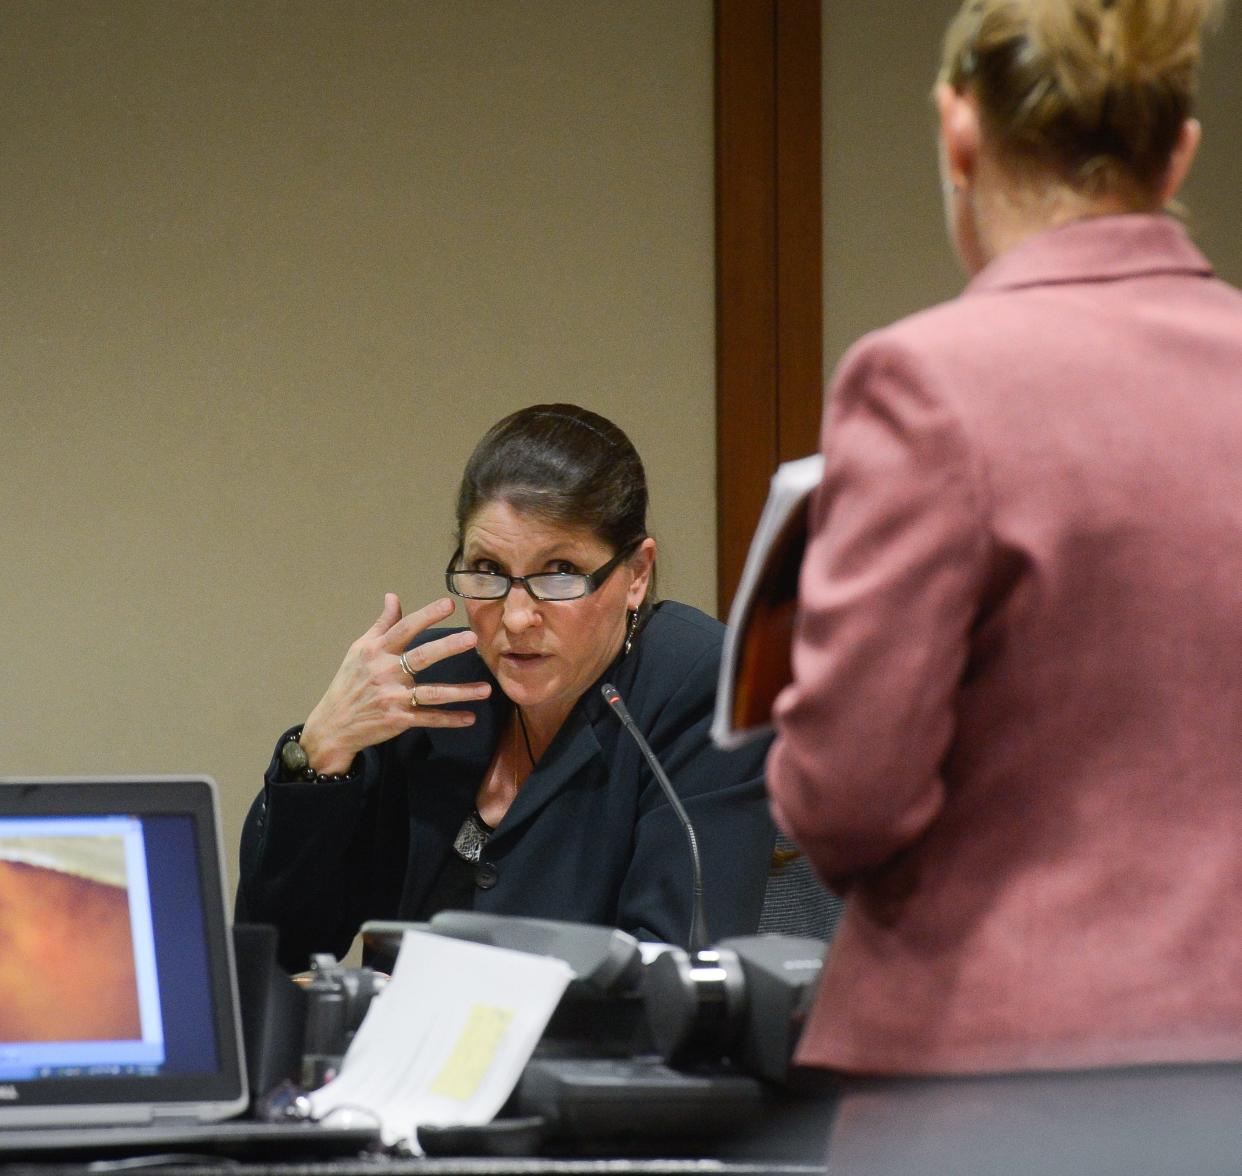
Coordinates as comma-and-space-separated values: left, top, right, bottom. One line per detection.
601, 683, 710, 952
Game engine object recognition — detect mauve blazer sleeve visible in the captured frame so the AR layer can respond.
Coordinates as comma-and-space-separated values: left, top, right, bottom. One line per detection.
766, 334, 990, 886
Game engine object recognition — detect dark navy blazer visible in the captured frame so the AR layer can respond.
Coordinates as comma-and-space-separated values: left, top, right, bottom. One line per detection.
237, 601, 774, 971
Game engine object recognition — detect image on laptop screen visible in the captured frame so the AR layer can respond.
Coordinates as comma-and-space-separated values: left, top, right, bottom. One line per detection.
0, 815, 164, 1069
0, 778, 247, 1129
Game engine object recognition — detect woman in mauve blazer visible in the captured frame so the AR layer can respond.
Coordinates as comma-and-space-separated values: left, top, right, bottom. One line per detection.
767, 1, 1242, 1159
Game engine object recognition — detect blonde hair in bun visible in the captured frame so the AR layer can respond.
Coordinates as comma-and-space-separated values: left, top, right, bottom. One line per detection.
939, 0, 1223, 198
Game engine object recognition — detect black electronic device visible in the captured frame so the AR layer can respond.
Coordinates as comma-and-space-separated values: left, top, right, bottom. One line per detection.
643, 933, 826, 1084
0, 776, 247, 1130
294, 952, 388, 1088
0, 776, 382, 1160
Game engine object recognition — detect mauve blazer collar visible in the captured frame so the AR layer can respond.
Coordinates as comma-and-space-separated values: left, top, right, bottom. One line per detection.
965, 213, 1215, 295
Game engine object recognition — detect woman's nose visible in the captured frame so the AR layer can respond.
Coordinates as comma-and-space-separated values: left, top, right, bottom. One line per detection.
502, 583, 540, 630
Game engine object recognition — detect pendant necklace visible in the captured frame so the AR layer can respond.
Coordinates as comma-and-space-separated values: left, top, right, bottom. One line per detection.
512, 707, 536, 800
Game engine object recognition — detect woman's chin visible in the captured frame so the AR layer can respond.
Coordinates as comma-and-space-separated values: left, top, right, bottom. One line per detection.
498, 654, 553, 692
497, 671, 555, 710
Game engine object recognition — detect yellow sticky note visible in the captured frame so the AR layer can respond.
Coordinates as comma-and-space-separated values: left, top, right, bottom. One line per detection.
428, 1003, 514, 1101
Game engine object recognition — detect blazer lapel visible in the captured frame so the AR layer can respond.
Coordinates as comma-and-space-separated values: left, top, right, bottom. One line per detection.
490, 705, 606, 839
412, 640, 638, 845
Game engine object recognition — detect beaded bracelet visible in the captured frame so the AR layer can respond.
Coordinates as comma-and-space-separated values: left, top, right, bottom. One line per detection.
278, 729, 360, 784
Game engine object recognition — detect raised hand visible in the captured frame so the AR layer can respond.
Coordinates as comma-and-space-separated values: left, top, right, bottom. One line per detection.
298, 594, 491, 775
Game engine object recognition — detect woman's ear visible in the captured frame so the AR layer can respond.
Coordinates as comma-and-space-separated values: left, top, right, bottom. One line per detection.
935, 82, 979, 192
935, 82, 992, 275
625, 538, 657, 609
1159, 117, 1201, 206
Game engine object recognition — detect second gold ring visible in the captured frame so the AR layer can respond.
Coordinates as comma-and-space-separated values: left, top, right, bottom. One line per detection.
409, 686, 420, 709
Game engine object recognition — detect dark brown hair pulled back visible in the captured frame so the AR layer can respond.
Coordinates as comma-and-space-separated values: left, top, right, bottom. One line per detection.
455, 403, 655, 612
940, 0, 1222, 198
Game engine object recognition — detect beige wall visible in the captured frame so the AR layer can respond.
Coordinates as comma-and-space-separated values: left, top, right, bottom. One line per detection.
1, 0, 716, 900
12, 0, 1238, 917
823, 0, 1242, 374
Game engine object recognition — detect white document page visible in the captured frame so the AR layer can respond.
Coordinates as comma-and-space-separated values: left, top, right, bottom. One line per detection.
306, 929, 573, 1152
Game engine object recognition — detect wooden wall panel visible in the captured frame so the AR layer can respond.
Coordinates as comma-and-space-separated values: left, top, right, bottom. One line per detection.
715, 0, 822, 616
774, 0, 823, 465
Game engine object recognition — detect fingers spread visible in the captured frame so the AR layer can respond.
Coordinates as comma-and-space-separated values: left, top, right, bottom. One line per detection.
313, 596, 479, 760
383, 596, 459, 652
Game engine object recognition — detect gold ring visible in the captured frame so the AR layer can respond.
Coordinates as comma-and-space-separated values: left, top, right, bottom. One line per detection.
399, 651, 417, 682
410, 686, 420, 709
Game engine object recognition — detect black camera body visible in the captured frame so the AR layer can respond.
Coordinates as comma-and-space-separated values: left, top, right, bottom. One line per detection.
295, 953, 388, 1088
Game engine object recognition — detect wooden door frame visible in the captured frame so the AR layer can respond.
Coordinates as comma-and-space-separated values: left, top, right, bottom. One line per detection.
715, 0, 823, 616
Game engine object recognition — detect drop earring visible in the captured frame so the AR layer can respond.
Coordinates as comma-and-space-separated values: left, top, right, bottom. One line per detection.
623, 609, 640, 656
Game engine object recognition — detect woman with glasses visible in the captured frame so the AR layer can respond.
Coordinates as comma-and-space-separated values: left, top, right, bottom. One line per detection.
237, 403, 773, 972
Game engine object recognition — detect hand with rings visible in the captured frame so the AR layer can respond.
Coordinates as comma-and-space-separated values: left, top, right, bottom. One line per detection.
298, 593, 492, 776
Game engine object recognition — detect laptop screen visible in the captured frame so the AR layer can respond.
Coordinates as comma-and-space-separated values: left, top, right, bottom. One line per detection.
0, 777, 247, 1127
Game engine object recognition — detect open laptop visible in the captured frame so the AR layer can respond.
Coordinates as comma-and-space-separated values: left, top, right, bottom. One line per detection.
0, 776, 380, 1159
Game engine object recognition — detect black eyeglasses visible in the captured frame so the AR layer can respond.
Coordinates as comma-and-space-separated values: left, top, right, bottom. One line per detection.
445, 542, 640, 602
